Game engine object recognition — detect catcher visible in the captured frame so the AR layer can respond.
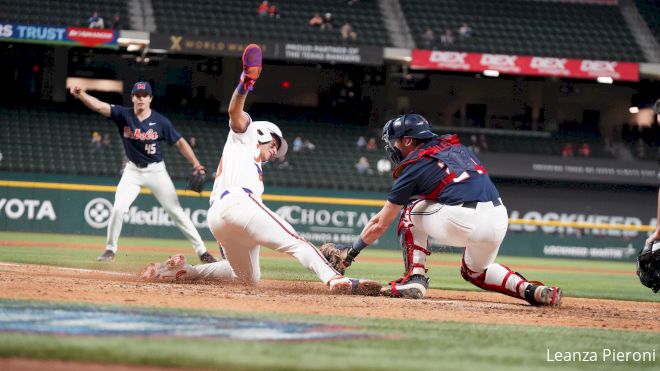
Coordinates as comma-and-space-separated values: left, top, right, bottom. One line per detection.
321, 113, 561, 306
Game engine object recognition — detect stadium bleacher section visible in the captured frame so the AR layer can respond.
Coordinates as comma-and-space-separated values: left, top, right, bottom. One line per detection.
635, 0, 660, 44
401, 0, 645, 62
0, 0, 128, 29
151, 0, 391, 47
3, 104, 653, 193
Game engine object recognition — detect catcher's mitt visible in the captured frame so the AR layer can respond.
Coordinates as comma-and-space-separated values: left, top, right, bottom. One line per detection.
637, 240, 660, 293
320, 243, 357, 275
186, 165, 207, 193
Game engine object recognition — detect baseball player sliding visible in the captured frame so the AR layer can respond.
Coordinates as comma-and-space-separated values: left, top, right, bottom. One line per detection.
322, 114, 561, 305
141, 44, 381, 295
70, 81, 217, 263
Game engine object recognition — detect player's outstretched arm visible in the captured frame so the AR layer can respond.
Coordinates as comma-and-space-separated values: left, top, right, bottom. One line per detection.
174, 138, 204, 173
360, 201, 402, 245
70, 86, 111, 117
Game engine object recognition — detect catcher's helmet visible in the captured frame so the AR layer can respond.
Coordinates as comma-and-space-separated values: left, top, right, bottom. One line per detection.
636, 240, 660, 293
382, 114, 437, 164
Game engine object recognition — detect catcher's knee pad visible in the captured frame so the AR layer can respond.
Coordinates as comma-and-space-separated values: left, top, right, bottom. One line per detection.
396, 201, 431, 283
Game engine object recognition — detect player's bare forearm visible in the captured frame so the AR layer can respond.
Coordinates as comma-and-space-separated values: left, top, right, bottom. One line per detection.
228, 90, 249, 133
360, 201, 402, 244
175, 139, 202, 170
70, 87, 111, 117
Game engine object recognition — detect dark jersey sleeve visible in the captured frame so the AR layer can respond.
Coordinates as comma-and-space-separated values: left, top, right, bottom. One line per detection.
386, 161, 427, 205
160, 116, 182, 145
109, 105, 128, 128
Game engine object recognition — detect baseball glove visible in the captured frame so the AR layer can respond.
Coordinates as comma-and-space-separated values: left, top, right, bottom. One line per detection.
637, 240, 660, 293
186, 165, 207, 194
320, 243, 356, 275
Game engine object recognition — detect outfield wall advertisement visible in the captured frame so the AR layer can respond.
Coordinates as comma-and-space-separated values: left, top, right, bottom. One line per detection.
0, 177, 653, 261
0, 23, 118, 48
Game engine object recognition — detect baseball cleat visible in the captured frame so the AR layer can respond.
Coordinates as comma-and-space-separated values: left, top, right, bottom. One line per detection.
240, 44, 262, 92
140, 254, 189, 282
328, 276, 382, 296
139, 262, 162, 280
532, 285, 562, 307
199, 251, 218, 263
96, 250, 115, 261
381, 275, 429, 299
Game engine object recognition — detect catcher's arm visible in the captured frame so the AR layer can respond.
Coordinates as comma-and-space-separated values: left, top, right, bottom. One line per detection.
358, 200, 402, 246
332, 201, 403, 269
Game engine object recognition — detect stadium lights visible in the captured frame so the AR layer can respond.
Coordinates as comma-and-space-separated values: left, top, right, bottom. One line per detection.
596, 76, 613, 84
483, 70, 500, 77
629, 106, 640, 114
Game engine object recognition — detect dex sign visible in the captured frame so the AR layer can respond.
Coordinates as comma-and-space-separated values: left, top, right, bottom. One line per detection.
412, 49, 639, 81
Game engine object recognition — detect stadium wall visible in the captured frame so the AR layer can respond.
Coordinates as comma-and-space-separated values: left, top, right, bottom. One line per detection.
0, 173, 653, 261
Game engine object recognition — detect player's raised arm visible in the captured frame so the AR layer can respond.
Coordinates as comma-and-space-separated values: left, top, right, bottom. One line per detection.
70, 86, 112, 117
228, 89, 250, 133
228, 44, 262, 133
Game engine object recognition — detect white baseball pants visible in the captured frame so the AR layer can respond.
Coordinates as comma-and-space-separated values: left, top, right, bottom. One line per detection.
105, 161, 207, 255
407, 199, 509, 272
206, 188, 340, 285
405, 199, 531, 297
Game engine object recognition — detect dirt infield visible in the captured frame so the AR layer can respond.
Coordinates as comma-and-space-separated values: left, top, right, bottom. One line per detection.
0, 262, 658, 333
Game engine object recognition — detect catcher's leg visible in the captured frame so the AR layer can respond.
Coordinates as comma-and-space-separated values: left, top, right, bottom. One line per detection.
146, 163, 208, 257
381, 200, 432, 299
104, 166, 142, 255
461, 204, 561, 306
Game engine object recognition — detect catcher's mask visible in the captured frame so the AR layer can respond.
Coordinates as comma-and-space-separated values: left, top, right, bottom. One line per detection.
637, 240, 660, 293
253, 121, 288, 159
381, 113, 437, 165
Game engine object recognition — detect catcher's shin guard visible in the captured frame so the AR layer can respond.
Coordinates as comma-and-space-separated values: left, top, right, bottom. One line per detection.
460, 255, 528, 299
385, 202, 431, 298
460, 255, 562, 306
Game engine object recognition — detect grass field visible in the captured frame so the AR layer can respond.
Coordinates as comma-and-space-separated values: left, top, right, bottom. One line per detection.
0, 231, 658, 371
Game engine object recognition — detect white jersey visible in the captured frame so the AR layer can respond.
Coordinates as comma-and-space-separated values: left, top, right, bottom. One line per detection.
210, 117, 265, 203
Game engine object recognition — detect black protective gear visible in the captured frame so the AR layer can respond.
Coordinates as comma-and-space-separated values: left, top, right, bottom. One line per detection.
637, 241, 660, 293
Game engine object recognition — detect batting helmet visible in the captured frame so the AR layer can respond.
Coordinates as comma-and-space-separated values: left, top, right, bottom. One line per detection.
637, 240, 660, 293
253, 121, 288, 159
382, 113, 437, 164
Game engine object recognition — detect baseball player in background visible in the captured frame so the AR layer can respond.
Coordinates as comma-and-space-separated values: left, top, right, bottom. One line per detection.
333, 113, 561, 305
646, 99, 660, 246
140, 44, 381, 295
70, 82, 217, 263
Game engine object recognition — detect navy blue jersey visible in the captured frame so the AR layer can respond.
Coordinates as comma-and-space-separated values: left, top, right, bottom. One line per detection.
110, 106, 182, 165
387, 135, 500, 205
